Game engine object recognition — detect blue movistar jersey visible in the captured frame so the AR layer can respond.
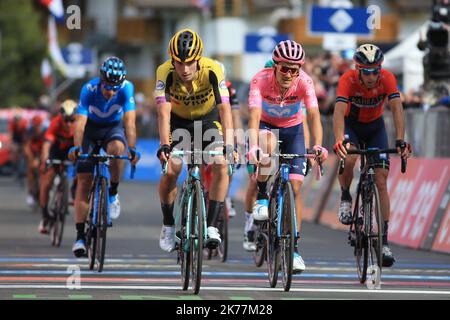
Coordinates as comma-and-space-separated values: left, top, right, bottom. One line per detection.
77, 78, 136, 124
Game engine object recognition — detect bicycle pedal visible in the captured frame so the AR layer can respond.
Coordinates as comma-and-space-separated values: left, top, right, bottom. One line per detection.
108, 222, 113, 227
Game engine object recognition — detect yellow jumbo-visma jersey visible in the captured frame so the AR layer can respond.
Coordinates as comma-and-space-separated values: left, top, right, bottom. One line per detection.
154, 57, 229, 120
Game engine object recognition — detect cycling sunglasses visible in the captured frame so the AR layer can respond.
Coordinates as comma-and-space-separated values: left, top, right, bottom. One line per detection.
360, 67, 381, 76
101, 82, 121, 92
278, 65, 300, 76
63, 116, 75, 123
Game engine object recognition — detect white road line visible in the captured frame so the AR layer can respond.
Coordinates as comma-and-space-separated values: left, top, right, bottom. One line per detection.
0, 284, 449, 295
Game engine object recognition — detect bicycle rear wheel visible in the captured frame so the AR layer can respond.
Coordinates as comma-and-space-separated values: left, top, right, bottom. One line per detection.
191, 180, 205, 294
267, 196, 279, 288
95, 177, 109, 272
281, 182, 295, 292
86, 187, 97, 271
51, 176, 68, 247
367, 185, 383, 272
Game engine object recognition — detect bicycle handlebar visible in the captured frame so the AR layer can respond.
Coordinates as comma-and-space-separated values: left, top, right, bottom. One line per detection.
338, 147, 407, 174
252, 150, 324, 181
161, 150, 233, 176
45, 159, 73, 166
77, 153, 136, 179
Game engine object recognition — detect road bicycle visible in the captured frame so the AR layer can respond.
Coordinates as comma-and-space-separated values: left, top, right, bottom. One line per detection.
252, 149, 323, 291
162, 148, 232, 294
45, 159, 72, 247
78, 143, 134, 272
339, 144, 407, 286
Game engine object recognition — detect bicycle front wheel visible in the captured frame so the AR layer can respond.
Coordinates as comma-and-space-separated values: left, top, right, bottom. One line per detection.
368, 185, 383, 273
267, 196, 279, 288
217, 204, 228, 263
95, 177, 109, 273
86, 186, 97, 271
281, 182, 295, 292
353, 187, 368, 283
191, 180, 205, 294
179, 193, 190, 291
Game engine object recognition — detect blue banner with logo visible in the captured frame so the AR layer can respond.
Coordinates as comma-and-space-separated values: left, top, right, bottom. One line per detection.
310, 6, 372, 35
123, 139, 187, 183
245, 34, 290, 53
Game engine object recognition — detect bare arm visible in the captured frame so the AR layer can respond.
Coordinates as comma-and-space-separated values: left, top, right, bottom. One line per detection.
217, 102, 234, 146
388, 97, 405, 141
157, 102, 172, 147
247, 107, 262, 148
333, 101, 347, 143
73, 114, 88, 148
123, 110, 137, 148
41, 141, 51, 163
306, 107, 323, 147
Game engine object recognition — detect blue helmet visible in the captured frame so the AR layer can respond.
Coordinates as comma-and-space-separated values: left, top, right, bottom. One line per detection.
100, 56, 127, 85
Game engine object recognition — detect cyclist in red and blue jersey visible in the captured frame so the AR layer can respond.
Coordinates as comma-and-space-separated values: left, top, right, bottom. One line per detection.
68, 56, 141, 257
246, 40, 328, 273
38, 100, 76, 234
333, 44, 412, 267
24, 115, 47, 208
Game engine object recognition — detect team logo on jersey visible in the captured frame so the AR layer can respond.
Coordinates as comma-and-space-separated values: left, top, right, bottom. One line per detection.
87, 84, 97, 92
156, 80, 165, 90
219, 80, 227, 90
130, 97, 135, 104
88, 105, 123, 118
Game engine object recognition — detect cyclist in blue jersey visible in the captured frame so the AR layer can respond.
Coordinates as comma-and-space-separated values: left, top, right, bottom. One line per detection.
68, 56, 141, 257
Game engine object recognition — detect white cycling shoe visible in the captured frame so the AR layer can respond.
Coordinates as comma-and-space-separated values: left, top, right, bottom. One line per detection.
252, 199, 269, 221
109, 194, 121, 220
206, 226, 221, 249
293, 252, 306, 274
159, 225, 176, 252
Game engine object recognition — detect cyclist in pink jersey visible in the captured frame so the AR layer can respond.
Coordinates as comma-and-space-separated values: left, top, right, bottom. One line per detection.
245, 40, 328, 273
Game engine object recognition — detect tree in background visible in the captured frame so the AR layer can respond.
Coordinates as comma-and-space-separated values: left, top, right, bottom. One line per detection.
0, 0, 46, 108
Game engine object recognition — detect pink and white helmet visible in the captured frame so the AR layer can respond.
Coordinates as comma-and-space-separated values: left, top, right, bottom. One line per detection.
272, 40, 305, 66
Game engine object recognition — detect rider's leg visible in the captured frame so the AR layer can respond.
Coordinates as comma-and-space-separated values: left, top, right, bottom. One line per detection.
207, 160, 228, 228
106, 140, 126, 196
74, 173, 93, 240
159, 157, 183, 225
290, 179, 303, 233
374, 168, 390, 242
39, 167, 55, 218
256, 130, 277, 196
158, 157, 182, 252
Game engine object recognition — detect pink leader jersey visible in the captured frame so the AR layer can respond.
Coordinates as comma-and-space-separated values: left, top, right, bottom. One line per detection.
248, 68, 319, 127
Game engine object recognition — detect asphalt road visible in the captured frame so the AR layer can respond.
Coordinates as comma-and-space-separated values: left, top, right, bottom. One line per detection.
0, 176, 449, 301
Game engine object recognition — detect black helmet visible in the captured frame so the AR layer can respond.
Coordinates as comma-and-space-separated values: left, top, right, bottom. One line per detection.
100, 56, 127, 85
353, 44, 384, 68
168, 28, 204, 63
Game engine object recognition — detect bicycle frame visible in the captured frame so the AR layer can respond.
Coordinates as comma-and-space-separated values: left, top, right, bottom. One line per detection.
79, 149, 133, 227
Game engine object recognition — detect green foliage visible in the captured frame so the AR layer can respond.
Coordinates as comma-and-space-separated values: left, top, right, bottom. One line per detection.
0, 0, 47, 107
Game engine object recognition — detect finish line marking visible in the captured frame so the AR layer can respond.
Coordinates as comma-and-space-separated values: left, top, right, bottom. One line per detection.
0, 285, 449, 295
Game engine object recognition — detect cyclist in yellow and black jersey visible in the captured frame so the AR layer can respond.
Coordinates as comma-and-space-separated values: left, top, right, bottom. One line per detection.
155, 28, 235, 253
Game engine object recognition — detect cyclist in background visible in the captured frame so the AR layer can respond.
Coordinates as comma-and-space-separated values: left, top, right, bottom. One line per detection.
246, 40, 328, 272
214, 60, 241, 219
38, 100, 77, 234
68, 57, 140, 257
333, 44, 411, 267
155, 29, 234, 252
24, 115, 47, 208
8, 108, 28, 179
